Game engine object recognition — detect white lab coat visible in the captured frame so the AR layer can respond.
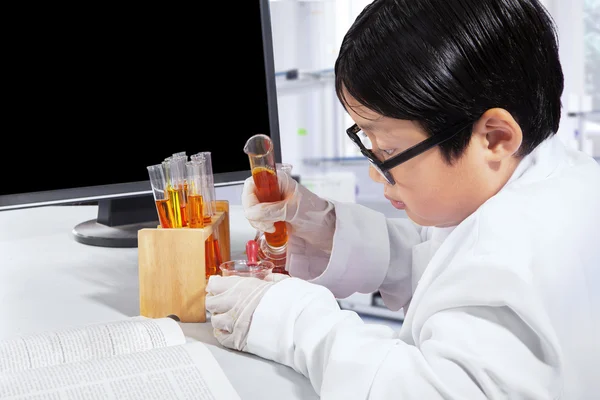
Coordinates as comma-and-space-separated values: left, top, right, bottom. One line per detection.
245, 135, 600, 399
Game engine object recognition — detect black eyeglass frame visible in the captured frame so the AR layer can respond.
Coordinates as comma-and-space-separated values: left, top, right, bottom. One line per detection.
346, 122, 472, 185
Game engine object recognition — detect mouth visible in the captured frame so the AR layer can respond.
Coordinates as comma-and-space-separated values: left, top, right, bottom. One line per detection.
384, 195, 406, 210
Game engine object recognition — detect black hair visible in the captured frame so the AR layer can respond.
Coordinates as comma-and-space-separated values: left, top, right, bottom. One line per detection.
334, 0, 564, 163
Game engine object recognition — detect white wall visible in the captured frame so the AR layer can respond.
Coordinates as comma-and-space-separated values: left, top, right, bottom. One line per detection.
269, 0, 371, 176
542, 0, 588, 146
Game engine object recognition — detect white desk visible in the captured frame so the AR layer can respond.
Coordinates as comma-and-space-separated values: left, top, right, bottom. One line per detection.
0, 205, 319, 400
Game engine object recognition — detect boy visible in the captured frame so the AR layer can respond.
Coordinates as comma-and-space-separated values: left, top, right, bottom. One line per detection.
207, 1, 600, 398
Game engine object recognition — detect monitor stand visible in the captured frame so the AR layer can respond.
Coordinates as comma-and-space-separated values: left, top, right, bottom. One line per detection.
72, 195, 159, 248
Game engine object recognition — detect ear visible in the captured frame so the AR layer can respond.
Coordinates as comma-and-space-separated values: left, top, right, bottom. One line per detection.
471, 108, 523, 162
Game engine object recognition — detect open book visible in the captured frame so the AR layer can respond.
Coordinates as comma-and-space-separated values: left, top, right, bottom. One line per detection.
0, 316, 240, 400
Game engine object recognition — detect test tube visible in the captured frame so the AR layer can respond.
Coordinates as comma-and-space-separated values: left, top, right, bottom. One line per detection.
172, 155, 189, 227
190, 152, 215, 222
147, 163, 174, 228
185, 160, 205, 229
244, 134, 288, 250
172, 153, 189, 204
163, 158, 185, 228
190, 151, 223, 275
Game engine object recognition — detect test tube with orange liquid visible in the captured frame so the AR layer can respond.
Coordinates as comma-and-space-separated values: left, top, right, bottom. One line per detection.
171, 152, 189, 226
147, 163, 175, 228
185, 160, 205, 229
243, 134, 288, 273
190, 152, 224, 277
161, 159, 181, 228
191, 152, 223, 272
202, 152, 223, 266
190, 152, 215, 224
164, 157, 188, 228
244, 134, 288, 250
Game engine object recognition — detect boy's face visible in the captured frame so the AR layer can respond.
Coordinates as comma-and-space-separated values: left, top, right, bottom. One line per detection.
344, 95, 511, 227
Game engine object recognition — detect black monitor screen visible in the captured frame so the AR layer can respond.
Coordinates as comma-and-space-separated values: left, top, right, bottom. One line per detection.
2, 1, 280, 205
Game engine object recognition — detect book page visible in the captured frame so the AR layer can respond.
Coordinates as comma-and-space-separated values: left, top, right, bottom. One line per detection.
0, 341, 241, 400
0, 316, 185, 373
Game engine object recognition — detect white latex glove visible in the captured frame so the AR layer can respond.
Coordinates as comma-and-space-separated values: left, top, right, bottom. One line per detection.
242, 169, 336, 253
205, 273, 289, 351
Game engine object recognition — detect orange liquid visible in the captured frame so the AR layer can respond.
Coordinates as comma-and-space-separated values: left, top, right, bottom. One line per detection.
205, 234, 219, 278
186, 194, 205, 228
155, 199, 174, 228
180, 206, 188, 227
213, 238, 223, 266
252, 167, 288, 248
203, 199, 214, 224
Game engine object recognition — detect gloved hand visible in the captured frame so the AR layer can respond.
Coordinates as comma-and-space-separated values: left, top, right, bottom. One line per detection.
242, 169, 336, 253
205, 273, 289, 351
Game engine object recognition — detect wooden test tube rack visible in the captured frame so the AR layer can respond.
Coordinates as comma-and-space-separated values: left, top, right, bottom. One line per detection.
137, 200, 230, 323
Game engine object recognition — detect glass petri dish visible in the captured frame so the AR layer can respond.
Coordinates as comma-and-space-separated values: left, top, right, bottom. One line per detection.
218, 259, 275, 280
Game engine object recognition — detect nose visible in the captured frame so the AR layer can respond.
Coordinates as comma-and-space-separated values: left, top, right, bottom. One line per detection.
369, 165, 387, 184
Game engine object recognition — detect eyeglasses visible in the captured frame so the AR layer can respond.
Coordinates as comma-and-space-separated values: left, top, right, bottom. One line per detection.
346, 122, 471, 185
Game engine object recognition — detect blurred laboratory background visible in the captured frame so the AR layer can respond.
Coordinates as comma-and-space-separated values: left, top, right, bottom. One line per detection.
218, 0, 600, 327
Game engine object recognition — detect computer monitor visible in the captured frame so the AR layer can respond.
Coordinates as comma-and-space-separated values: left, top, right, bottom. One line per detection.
1, 1, 282, 248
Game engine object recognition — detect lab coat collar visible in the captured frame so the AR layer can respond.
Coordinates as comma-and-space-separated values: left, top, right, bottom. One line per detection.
504, 134, 564, 190
430, 226, 456, 243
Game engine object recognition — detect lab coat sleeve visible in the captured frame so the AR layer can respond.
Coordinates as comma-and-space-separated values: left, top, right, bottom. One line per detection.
287, 201, 422, 309
246, 266, 562, 399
